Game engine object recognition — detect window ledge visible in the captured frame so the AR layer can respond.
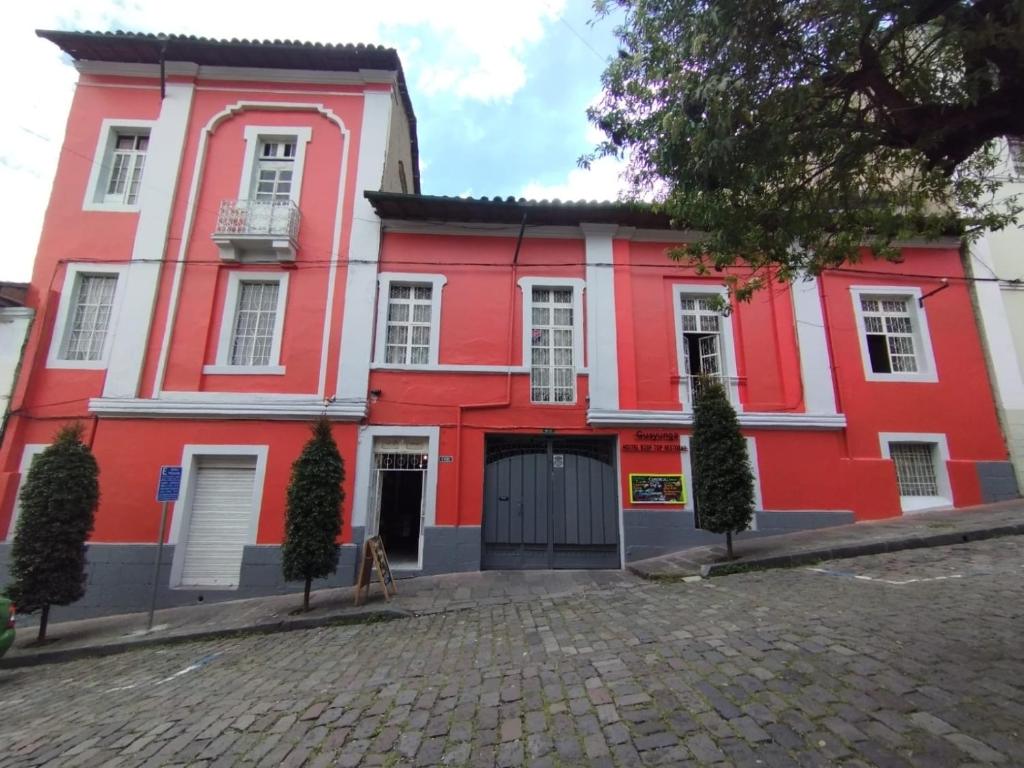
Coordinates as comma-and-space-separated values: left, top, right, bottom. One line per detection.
82, 202, 142, 213
899, 496, 953, 514
865, 372, 939, 383
47, 359, 109, 371
203, 364, 286, 376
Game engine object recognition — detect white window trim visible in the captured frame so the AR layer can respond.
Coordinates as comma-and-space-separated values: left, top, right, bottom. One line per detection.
850, 286, 939, 383
6, 444, 48, 541
352, 425, 440, 537
238, 126, 313, 205
168, 444, 269, 589
671, 284, 742, 412
519, 277, 586, 406
47, 263, 128, 370
83, 118, 157, 212
206, 270, 289, 375
879, 432, 953, 513
373, 273, 447, 367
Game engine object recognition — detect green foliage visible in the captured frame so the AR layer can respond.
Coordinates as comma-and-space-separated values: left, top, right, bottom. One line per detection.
588, 0, 1024, 299
7, 423, 99, 613
690, 379, 754, 536
282, 417, 344, 584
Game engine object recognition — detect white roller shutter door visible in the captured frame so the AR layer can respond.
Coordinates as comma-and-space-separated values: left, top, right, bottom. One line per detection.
180, 460, 256, 587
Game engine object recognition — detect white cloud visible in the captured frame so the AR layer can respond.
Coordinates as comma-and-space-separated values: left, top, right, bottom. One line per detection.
519, 154, 630, 202
0, 0, 570, 280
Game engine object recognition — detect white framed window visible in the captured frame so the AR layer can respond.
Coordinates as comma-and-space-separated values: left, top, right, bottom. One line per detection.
83, 119, 156, 211
47, 264, 127, 369
238, 126, 312, 206
205, 271, 289, 375
671, 285, 741, 411
519, 277, 586, 404
373, 273, 446, 368
851, 286, 937, 382
879, 433, 952, 513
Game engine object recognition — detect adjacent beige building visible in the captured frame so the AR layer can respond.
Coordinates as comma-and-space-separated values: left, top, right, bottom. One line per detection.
970, 139, 1024, 492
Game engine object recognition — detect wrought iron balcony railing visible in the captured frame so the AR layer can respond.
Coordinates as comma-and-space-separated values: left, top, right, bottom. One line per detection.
215, 199, 300, 238
212, 199, 301, 261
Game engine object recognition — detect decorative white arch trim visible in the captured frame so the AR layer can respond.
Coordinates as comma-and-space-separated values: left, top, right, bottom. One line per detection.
152, 101, 352, 401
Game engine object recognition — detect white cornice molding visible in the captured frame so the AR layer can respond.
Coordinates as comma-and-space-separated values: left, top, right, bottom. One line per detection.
77, 60, 399, 87
587, 408, 847, 430
89, 396, 367, 420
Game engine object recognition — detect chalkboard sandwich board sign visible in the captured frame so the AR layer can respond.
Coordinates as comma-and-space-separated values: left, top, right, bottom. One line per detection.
353, 535, 397, 606
628, 473, 686, 504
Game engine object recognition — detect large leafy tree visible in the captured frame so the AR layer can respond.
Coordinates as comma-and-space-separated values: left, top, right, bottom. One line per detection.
282, 417, 344, 611
8, 423, 99, 643
589, 0, 1024, 298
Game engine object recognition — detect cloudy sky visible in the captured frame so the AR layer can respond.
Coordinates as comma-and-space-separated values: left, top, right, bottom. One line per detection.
1, 0, 628, 282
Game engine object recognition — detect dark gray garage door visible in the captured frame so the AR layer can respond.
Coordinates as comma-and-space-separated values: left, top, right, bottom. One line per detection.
482, 435, 620, 569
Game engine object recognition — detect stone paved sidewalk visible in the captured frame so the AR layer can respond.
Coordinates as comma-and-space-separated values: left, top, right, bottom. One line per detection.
0, 538, 1020, 766
628, 499, 1024, 580
1, 569, 630, 668
4, 499, 1021, 668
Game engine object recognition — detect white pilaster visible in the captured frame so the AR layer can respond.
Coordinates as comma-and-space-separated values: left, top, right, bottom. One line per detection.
336, 90, 394, 399
102, 82, 195, 398
792, 275, 838, 414
581, 223, 620, 411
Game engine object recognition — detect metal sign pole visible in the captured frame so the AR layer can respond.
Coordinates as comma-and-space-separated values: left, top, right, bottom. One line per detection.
146, 500, 169, 632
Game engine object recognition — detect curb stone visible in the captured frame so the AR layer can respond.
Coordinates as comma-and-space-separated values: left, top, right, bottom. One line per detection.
698, 524, 1024, 578
0, 607, 410, 670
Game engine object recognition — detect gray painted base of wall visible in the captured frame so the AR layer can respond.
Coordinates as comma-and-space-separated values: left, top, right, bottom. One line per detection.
0, 529, 365, 623
623, 509, 855, 562
976, 461, 1020, 502
0, 524, 485, 622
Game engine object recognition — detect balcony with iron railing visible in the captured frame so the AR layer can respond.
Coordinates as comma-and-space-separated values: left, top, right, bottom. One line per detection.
212, 199, 301, 262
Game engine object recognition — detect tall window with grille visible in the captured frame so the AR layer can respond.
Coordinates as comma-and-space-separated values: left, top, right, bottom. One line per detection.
860, 296, 919, 374
60, 274, 119, 361
530, 287, 575, 403
1009, 137, 1024, 176
229, 281, 280, 366
253, 140, 295, 203
890, 443, 940, 497
385, 284, 433, 365
104, 133, 148, 206
680, 295, 724, 403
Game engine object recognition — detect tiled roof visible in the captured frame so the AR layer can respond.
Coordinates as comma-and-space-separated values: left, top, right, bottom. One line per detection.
364, 191, 674, 229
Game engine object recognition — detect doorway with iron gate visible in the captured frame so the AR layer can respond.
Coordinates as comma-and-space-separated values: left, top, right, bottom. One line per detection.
482, 434, 620, 569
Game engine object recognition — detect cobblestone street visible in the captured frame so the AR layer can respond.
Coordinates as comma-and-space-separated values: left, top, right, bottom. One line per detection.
0, 537, 1021, 767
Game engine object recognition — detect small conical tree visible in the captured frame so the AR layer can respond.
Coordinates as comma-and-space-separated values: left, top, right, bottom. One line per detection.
8, 422, 99, 642
691, 377, 754, 559
282, 417, 344, 611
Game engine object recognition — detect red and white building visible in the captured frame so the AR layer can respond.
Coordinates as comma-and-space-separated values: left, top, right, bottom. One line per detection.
0, 30, 1016, 617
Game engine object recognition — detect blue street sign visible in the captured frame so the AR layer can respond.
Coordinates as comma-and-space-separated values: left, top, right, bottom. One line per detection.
156, 465, 183, 502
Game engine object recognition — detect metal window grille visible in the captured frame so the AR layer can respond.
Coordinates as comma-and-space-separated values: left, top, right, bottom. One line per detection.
530, 287, 574, 403
253, 140, 296, 203
680, 295, 724, 402
385, 284, 433, 365
890, 443, 939, 496
105, 133, 148, 205
861, 296, 919, 373
229, 281, 280, 366
61, 274, 118, 361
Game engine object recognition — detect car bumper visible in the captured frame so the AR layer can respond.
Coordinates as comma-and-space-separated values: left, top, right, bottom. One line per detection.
0, 627, 14, 657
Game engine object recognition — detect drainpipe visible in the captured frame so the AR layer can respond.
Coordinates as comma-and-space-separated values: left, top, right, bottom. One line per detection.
453, 210, 527, 524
